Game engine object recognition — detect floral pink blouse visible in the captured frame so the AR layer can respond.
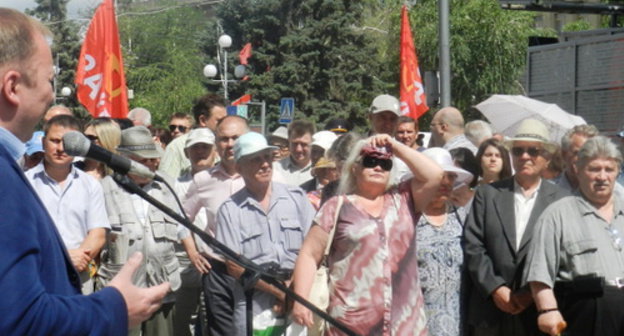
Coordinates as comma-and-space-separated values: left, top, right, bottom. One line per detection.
316, 181, 428, 336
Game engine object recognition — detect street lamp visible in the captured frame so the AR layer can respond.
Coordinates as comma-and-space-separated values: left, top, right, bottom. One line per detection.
203, 34, 247, 100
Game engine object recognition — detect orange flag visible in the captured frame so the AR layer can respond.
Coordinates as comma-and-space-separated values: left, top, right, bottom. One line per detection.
239, 43, 252, 65
231, 94, 252, 106
400, 5, 428, 119
75, 0, 128, 118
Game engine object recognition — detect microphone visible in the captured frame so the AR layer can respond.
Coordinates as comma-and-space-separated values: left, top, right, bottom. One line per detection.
63, 130, 163, 182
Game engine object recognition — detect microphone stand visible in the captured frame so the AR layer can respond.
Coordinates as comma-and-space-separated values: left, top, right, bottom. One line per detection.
112, 173, 359, 336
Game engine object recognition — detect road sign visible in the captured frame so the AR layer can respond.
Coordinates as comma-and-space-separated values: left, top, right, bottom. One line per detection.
279, 97, 295, 124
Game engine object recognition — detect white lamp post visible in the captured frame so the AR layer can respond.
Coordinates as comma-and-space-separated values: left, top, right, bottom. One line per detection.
203, 34, 246, 100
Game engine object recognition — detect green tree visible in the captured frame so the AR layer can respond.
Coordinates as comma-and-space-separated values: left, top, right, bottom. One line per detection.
217, 0, 389, 132
118, 3, 215, 127
366, 0, 539, 121
26, 0, 83, 115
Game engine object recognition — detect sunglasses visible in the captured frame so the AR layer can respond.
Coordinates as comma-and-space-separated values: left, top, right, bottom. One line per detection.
361, 156, 393, 171
85, 134, 99, 142
511, 146, 542, 157
169, 124, 188, 133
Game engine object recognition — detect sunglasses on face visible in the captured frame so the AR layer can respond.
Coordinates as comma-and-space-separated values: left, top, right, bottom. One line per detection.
361, 156, 393, 171
511, 146, 542, 157
169, 124, 188, 133
85, 134, 99, 142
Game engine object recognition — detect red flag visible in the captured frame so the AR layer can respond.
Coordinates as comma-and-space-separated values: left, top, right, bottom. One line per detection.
75, 0, 128, 118
231, 94, 252, 106
239, 43, 252, 65
400, 5, 428, 119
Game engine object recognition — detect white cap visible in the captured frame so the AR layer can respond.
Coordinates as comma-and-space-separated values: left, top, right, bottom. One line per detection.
270, 126, 288, 141
234, 132, 278, 162
185, 128, 215, 149
312, 130, 338, 151
369, 94, 400, 116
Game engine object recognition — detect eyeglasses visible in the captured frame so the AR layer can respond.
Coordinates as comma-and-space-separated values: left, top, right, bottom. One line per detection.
169, 124, 188, 133
511, 146, 542, 157
361, 156, 393, 171
85, 134, 99, 142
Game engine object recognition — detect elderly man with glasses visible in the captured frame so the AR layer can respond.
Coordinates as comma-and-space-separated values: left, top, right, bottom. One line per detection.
524, 136, 624, 336
464, 119, 568, 336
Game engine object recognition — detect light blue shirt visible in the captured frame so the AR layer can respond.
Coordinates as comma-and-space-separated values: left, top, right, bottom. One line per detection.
25, 162, 110, 249
0, 127, 25, 161
215, 182, 314, 335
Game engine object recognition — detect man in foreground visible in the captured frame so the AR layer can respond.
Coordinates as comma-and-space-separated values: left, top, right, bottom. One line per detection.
0, 8, 168, 334
525, 136, 624, 336
216, 131, 314, 335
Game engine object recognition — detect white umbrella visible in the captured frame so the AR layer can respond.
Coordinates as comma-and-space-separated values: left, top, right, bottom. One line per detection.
475, 94, 586, 143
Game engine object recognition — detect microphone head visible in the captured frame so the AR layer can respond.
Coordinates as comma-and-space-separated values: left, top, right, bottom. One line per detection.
62, 130, 91, 157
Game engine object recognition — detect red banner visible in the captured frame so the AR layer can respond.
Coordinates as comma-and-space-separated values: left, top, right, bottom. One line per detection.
231, 94, 252, 106
239, 43, 252, 65
400, 5, 428, 119
75, 0, 128, 118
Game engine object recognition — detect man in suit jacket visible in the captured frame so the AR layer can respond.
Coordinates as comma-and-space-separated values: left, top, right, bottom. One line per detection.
464, 119, 568, 336
0, 8, 168, 335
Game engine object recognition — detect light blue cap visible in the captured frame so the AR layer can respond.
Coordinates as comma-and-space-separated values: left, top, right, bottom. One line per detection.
25, 131, 44, 156
234, 132, 277, 162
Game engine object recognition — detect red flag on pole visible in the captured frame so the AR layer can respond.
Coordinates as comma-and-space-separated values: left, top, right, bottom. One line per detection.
231, 94, 252, 106
75, 0, 128, 118
400, 5, 428, 119
239, 43, 252, 65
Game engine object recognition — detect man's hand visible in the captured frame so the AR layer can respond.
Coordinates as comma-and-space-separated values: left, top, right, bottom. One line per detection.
108, 252, 170, 328
189, 251, 211, 274
511, 290, 534, 313
537, 310, 566, 335
492, 286, 521, 314
68, 248, 92, 272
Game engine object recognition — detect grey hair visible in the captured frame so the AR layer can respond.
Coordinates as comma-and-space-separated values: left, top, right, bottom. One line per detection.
575, 135, 623, 170
338, 139, 396, 195
128, 107, 152, 127
561, 124, 599, 152
465, 120, 493, 147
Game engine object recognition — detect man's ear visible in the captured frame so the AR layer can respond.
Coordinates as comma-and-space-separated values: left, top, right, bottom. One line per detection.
197, 114, 208, 128
1, 70, 22, 106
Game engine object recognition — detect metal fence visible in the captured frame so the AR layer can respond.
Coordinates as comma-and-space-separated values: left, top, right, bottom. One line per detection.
527, 31, 624, 133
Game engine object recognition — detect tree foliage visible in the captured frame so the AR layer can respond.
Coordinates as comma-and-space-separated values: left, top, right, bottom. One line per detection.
26, 0, 83, 115
117, 3, 213, 127
217, 0, 389, 133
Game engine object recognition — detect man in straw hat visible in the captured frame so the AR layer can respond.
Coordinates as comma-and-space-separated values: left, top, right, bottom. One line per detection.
97, 126, 185, 336
215, 131, 314, 335
0, 8, 168, 334
464, 119, 568, 335
525, 136, 624, 336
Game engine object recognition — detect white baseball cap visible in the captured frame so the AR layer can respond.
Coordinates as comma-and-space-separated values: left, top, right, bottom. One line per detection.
185, 128, 215, 149
234, 132, 278, 162
312, 130, 338, 151
369, 94, 400, 116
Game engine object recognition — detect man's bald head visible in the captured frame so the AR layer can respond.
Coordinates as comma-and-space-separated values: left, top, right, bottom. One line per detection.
43, 105, 72, 123
430, 106, 466, 145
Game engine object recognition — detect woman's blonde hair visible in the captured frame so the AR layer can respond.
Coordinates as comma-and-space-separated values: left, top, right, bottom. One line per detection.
84, 118, 121, 175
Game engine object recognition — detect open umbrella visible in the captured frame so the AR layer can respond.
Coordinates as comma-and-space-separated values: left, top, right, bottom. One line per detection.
475, 94, 586, 143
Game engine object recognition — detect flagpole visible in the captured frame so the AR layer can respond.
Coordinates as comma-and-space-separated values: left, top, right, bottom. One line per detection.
439, 0, 451, 107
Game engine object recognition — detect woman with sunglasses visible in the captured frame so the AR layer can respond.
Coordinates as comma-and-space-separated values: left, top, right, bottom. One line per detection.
417, 148, 473, 336
291, 134, 443, 335
80, 118, 121, 180
476, 138, 512, 186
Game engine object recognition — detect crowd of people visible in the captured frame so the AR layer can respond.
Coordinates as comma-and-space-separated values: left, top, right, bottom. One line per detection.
3, 6, 624, 336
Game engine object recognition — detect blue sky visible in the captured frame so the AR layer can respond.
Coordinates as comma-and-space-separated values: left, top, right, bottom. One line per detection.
0, 0, 99, 19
